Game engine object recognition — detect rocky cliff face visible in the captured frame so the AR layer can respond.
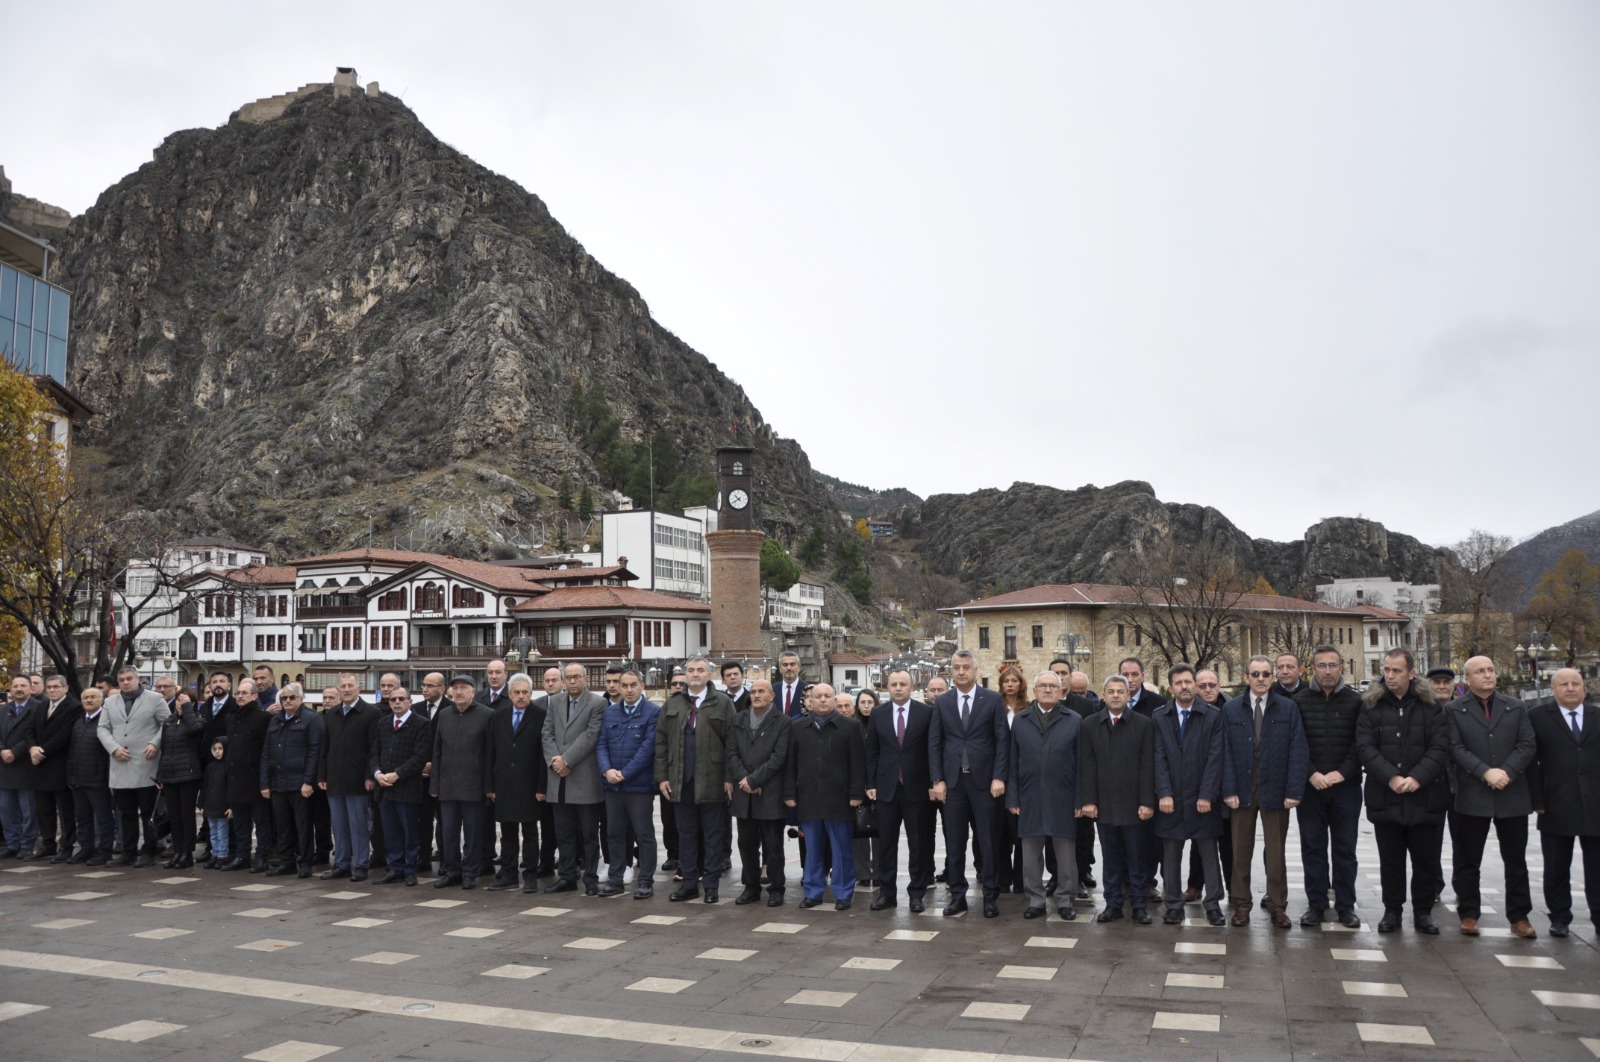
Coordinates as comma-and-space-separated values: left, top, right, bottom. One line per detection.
45, 83, 834, 558
900, 480, 1446, 596
1505, 508, 1600, 607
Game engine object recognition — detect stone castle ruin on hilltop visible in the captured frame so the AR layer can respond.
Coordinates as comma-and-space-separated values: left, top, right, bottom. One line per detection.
233, 67, 383, 125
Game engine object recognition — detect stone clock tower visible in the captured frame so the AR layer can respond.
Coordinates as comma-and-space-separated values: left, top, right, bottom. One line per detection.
706, 447, 763, 660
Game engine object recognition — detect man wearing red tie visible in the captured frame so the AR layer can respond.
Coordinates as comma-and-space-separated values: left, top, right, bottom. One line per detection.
865, 669, 936, 912
775, 652, 810, 720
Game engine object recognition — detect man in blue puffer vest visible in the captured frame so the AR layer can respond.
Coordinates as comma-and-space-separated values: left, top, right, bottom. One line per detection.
596, 669, 661, 899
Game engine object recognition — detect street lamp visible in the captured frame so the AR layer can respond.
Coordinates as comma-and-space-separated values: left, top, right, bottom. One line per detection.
505, 634, 541, 674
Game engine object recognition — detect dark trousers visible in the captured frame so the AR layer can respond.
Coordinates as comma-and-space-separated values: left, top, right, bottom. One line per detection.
36, 787, 76, 855
604, 792, 657, 886
310, 787, 331, 860
378, 799, 421, 874
229, 795, 273, 863
270, 790, 313, 867
1373, 821, 1442, 913
552, 801, 601, 887
163, 780, 200, 860
659, 793, 679, 861
477, 800, 498, 875
737, 816, 785, 895
439, 798, 487, 880
942, 774, 998, 900
1076, 815, 1097, 882
537, 801, 559, 870
676, 798, 728, 890
994, 797, 1023, 892
369, 791, 388, 868
875, 793, 934, 900
1187, 814, 1234, 893
1097, 820, 1152, 908
1452, 812, 1531, 922
497, 818, 538, 884
419, 794, 439, 868
1541, 831, 1600, 927
113, 786, 160, 855
71, 786, 114, 856
1166, 836, 1223, 912
1297, 781, 1361, 911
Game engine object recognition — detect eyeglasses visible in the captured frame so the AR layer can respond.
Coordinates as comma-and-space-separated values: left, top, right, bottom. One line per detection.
387, 697, 410, 704
1248, 671, 1273, 678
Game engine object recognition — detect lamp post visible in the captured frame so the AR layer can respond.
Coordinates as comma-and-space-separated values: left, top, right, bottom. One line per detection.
504, 634, 541, 676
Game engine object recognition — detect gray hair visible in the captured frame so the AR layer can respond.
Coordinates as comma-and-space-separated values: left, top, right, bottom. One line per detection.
620, 669, 644, 683
952, 649, 977, 664
1247, 655, 1273, 673
508, 672, 534, 691
280, 682, 304, 697
684, 655, 711, 669
115, 665, 141, 679
1103, 675, 1130, 691
1033, 671, 1062, 687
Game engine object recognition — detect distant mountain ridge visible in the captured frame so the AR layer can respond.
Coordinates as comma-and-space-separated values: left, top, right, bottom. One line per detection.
1505, 508, 1600, 607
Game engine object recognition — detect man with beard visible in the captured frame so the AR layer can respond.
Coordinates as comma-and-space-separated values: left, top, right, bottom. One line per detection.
1153, 664, 1227, 926
98, 667, 171, 868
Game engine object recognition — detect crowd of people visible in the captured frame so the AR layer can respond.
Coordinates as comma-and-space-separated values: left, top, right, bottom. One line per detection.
0, 646, 1593, 938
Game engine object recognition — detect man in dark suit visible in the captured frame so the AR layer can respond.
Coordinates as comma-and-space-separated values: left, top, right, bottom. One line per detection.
1121, 658, 1168, 718
775, 652, 810, 721
29, 674, 79, 861
1079, 675, 1157, 924
729, 678, 791, 906
1222, 656, 1311, 927
1448, 654, 1538, 938
432, 676, 494, 889
199, 672, 241, 746
472, 659, 512, 876
487, 672, 547, 893
259, 684, 324, 878
865, 668, 935, 912
1272, 652, 1307, 700
318, 680, 378, 882
0, 677, 39, 858
1530, 668, 1600, 937
371, 687, 431, 885
1183, 668, 1234, 901
721, 662, 752, 712
412, 672, 448, 874
929, 649, 1010, 917
1153, 664, 1228, 925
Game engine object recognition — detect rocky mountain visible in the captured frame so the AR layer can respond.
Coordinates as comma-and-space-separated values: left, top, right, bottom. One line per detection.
33, 74, 837, 559
896, 480, 1447, 597
814, 472, 923, 521
1505, 508, 1600, 607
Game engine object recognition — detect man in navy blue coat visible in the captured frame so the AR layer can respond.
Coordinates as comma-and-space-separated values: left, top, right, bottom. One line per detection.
1222, 655, 1310, 927
929, 649, 1010, 918
1153, 663, 1227, 925
865, 668, 936, 912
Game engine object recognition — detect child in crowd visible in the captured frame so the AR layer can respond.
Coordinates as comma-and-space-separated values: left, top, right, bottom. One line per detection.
203, 738, 231, 869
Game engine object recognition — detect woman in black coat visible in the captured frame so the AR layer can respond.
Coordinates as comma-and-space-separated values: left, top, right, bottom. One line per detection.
155, 696, 205, 868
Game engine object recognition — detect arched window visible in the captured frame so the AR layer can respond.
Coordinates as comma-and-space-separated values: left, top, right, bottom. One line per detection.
732, 461, 743, 475
417, 582, 444, 611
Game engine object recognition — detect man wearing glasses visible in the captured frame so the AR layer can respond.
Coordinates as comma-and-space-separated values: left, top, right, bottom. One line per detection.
1293, 646, 1364, 928
258, 685, 323, 878
372, 688, 431, 886
1222, 656, 1310, 927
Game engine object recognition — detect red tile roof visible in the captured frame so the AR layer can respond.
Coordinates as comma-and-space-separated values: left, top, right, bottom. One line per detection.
290, 548, 452, 567
1346, 604, 1411, 621
829, 652, 873, 665
220, 564, 298, 586
509, 586, 711, 614
945, 581, 1360, 616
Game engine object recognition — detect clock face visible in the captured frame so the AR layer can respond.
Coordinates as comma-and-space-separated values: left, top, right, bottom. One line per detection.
728, 489, 750, 510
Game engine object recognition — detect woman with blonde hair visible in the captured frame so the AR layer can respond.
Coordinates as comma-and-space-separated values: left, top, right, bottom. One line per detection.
993, 665, 1030, 893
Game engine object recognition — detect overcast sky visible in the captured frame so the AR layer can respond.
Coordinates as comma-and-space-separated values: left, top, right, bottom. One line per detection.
7, 2, 1597, 546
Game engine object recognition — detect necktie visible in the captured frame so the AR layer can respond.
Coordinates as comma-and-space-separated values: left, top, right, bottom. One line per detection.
1571, 710, 1582, 740
784, 685, 793, 715
1179, 708, 1189, 742
513, 709, 523, 732
1483, 697, 1493, 724
896, 706, 906, 744
689, 706, 698, 729
1253, 698, 1264, 742
1112, 714, 1119, 729
567, 697, 574, 722
961, 694, 970, 727
393, 716, 400, 732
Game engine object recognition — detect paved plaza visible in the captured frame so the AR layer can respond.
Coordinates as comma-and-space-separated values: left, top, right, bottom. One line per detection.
0, 819, 1597, 1061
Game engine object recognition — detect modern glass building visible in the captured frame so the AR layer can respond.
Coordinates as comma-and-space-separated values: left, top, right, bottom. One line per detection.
0, 219, 71, 386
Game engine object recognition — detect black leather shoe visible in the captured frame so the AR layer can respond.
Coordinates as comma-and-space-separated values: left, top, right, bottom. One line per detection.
297, 867, 312, 879
870, 893, 895, 911
1132, 909, 1153, 925
267, 864, 296, 877
669, 887, 700, 902
1550, 922, 1570, 938
1023, 906, 1046, 919
1415, 915, 1440, 935
835, 899, 851, 911
703, 888, 719, 904
1058, 906, 1077, 921
1044, 879, 1057, 898
376, 870, 405, 884
403, 873, 417, 886
660, 859, 680, 872
544, 879, 578, 894
1205, 907, 1226, 926
350, 869, 367, 883
983, 900, 1000, 918
584, 884, 598, 896
434, 875, 463, 889
1163, 909, 1184, 925
943, 898, 968, 917
1097, 907, 1125, 923
735, 889, 762, 905
596, 883, 626, 897
162, 856, 178, 869
1300, 908, 1326, 927
1082, 873, 1096, 888
321, 867, 350, 880
1377, 910, 1402, 933
133, 854, 155, 868
523, 881, 541, 893
909, 897, 926, 913
50, 850, 72, 864
633, 886, 654, 900
218, 857, 248, 871
248, 862, 268, 874
1337, 908, 1361, 929
1075, 885, 1090, 900
798, 896, 823, 909
461, 877, 477, 890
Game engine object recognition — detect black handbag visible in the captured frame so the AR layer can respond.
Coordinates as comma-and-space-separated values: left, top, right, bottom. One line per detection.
853, 799, 878, 838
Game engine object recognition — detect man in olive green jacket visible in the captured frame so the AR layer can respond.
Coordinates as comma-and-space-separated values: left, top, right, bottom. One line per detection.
655, 657, 737, 903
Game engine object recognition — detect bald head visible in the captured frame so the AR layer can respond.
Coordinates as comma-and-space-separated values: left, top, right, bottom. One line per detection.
1464, 655, 1498, 697
1553, 667, 1586, 709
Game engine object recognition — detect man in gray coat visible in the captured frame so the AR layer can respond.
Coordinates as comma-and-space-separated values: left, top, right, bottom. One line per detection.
1447, 654, 1538, 938
541, 663, 606, 895
728, 678, 791, 907
97, 666, 171, 867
